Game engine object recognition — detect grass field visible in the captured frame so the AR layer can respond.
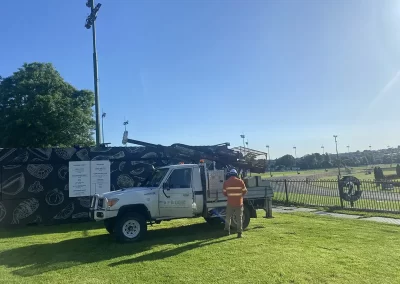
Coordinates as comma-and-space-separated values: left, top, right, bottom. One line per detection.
1, 212, 400, 283
256, 168, 337, 179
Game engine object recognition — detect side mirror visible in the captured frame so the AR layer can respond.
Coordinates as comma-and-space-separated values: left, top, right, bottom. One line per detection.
163, 182, 169, 190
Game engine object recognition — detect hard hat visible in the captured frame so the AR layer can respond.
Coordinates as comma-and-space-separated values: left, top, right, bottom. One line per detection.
229, 169, 238, 175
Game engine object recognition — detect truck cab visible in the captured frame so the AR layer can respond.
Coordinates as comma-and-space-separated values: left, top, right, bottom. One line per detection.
90, 161, 273, 243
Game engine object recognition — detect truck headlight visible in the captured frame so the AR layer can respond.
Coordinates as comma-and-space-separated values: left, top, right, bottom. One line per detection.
107, 198, 119, 208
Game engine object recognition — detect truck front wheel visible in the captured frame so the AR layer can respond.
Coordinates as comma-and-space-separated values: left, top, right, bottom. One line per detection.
115, 212, 147, 243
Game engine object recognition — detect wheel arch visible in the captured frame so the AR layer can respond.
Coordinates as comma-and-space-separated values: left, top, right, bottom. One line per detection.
243, 201, 257, 218
117, 204, 152, 220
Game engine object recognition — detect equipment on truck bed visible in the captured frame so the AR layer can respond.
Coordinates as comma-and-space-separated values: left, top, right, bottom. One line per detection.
122, 130, 267, 174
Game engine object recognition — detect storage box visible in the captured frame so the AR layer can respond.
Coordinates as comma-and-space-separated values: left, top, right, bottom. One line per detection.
244, 176, 257, 188
257, 178, 271, 187
208, 170, 225, 191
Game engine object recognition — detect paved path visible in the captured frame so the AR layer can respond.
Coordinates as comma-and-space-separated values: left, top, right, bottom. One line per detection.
273, 206, 400, 225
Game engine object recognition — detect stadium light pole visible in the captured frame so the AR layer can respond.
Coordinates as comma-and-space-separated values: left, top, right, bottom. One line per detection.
321, 145, 324, 155
333, 135, 341, 178
101, 110, 106, 143
85, 0, 102, 146
266, 145, 272, 177
347, 145, 350, 154
388, 146, 393, 167
240, 134, 246, 156
293, 146, 299, 174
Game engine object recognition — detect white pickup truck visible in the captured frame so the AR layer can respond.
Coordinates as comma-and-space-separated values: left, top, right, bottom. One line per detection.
90, 161, 273, 243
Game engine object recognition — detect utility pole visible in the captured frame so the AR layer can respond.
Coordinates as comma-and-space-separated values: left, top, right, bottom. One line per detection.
101, 110, 106, 143
321, 145, 324, 155
266, 145, 272, 177
347, 145, 350, 154
85, 0, 102, 146
333, 135, 341, 178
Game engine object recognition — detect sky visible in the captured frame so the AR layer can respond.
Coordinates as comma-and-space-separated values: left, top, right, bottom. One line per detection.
1, 0, 400, 159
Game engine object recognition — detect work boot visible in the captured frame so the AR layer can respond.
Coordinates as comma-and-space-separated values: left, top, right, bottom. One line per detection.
237, 232, 243, 238
224, 228, 230, 236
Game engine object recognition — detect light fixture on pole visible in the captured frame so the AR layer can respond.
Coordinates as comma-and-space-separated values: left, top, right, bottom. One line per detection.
123, 120, 129, 131
85, 0, 102, 146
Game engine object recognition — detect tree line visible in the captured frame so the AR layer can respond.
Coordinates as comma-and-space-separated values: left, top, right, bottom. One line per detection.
273, 152, 379, 170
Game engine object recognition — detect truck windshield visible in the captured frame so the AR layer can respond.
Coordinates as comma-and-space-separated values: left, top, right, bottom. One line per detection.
143, 168, 169, 187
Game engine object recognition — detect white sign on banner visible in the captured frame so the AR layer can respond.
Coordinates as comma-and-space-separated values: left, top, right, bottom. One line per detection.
69, 161, 91, 197
91, 160, 111, 195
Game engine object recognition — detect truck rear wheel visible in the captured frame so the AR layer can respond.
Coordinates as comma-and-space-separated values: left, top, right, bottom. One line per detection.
115, 212, 147, 243
231, 205, 251, 230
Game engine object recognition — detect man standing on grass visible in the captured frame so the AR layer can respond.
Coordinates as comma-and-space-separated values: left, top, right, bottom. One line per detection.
223, 169, 248, 238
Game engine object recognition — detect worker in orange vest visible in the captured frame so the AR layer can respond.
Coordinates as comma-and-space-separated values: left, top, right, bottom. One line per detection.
223, 168, 248, 238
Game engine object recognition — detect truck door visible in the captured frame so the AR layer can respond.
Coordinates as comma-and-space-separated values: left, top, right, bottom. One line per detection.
159, 167, 194, 218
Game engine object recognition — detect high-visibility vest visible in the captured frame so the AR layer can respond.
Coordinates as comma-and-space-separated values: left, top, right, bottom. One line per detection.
223, 176, 248, 206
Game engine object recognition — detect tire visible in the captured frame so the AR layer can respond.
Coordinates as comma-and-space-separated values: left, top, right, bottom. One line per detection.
114, 212, 147, 243
104, 218, 116, 234
204, 217, 224, 226
231, 206, 251, 230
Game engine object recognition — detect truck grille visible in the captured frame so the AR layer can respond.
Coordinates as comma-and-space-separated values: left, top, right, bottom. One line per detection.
98, 198, 104, 209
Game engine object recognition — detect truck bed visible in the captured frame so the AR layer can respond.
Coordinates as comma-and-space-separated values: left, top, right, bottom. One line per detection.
206, 186, 271, 202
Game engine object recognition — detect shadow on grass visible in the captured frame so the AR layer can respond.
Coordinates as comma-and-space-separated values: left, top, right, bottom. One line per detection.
0, 220, 103, 239
0, 222, 236, 277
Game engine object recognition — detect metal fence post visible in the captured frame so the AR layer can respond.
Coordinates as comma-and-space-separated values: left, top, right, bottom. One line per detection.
337, 175, 344, 208
284, 179, 289, 205
264, 187, 273, 218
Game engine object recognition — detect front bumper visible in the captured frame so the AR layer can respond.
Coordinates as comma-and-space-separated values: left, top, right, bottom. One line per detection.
90, 194, 118, 221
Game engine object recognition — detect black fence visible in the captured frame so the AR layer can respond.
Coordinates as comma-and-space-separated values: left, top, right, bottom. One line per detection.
271, 177, 400, 213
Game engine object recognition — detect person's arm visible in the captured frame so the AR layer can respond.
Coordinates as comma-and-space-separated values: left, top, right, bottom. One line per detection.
223, 181, 228, 196
241, 180, 248, 196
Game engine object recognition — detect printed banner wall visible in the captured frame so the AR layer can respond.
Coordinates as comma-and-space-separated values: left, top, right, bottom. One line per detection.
0, 146, 182, 227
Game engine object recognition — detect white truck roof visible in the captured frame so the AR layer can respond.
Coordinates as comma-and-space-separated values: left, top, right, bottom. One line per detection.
159, 163, 200, 169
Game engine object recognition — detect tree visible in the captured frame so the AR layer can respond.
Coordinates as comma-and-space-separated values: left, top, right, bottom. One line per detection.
0, 63, 95, 148
276, 154, 295, 168
322, 153, 333, 168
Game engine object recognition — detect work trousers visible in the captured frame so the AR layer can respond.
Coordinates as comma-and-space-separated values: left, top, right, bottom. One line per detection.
224, 204, 244, 233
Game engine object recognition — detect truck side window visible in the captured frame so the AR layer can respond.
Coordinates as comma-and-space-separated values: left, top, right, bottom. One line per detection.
168, 168, 192, 188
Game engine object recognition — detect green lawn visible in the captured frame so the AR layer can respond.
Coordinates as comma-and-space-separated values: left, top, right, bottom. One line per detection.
256, 168, 337, 179
1, 212, 400, 283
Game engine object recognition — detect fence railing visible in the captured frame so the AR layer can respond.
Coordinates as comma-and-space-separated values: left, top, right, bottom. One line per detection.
270, 178, 400, 213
